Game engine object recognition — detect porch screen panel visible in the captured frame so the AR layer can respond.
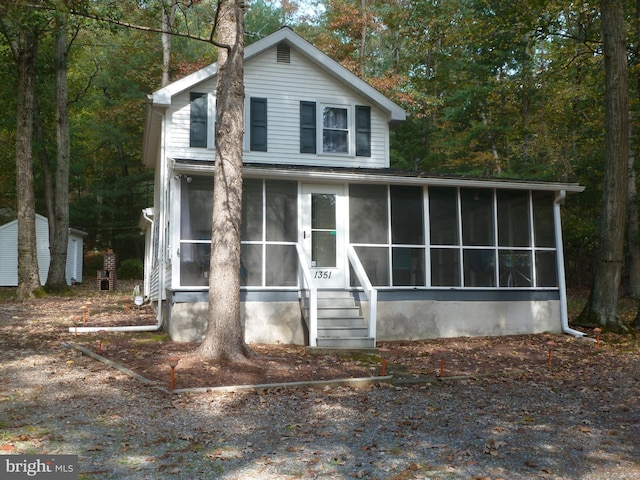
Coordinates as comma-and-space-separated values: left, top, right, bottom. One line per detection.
497, 190, 530, 247
431, 248, 460, 286
241, 244, 262, 286
498, 250, 532, 287
266, 180, 297, 242
464, 248, 495, 287
461, 188, 494, 246
429, 187, 458, 245
392, 248, 425, 286
349, 184, 388, 244
532, 191, 556, 248
391, 186, 424, 244
535, 251, 558, 286
179, 176, 213, 286
241, 179, 263, 241
353, 246, 389, 286
266, 245, 297, 286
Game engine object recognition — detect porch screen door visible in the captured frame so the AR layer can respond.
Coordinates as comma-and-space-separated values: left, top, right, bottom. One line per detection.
301, 184, 346, 288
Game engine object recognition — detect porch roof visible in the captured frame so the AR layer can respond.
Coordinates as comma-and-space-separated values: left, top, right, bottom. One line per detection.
171, 160, 585, 193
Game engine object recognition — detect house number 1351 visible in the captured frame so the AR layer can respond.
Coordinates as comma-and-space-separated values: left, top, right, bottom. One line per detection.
314, 271, 332, 279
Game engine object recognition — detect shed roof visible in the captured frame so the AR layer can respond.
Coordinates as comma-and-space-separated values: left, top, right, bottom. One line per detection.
172, 160, 585, 193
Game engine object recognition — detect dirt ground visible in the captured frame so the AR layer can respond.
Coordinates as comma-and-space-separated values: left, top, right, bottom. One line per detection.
3, 281, 639, 391
2, 282, 640, 479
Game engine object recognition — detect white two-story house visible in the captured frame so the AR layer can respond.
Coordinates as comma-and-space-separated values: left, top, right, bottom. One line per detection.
140, 27, 585, 348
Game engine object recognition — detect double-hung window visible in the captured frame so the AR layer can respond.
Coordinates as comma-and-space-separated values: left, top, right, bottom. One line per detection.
300, 102, 371, 157
190, 93, 208, 148
322, 106, 349, 153
250, 97, 268, 151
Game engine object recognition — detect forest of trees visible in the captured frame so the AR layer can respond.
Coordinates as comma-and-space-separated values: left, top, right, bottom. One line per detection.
0, 0, 638, 328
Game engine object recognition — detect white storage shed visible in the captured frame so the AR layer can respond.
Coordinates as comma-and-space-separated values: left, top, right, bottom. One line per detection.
0, 214, 87, 286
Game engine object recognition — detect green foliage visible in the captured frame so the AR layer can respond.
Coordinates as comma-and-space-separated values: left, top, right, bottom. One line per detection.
118, 258, 143, 280
83, 250, 104, 276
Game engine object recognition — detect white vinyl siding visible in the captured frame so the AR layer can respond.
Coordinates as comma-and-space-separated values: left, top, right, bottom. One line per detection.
0, 215, 85, 286
163, 47, 390, 167
167, 78, 218, 161
243, 47, 389, 168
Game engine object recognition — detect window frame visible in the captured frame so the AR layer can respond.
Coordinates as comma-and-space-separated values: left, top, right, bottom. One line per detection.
249, 97, 268, 152
299, 101, 372, 157
321, 104, 351, 155
189, 92, 208, 148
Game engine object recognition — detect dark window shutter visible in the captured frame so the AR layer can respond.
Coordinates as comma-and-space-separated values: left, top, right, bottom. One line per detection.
250, 97, 268, 151
355, 105, 371, 157
300, 101, 316, 153
190, 93, 207, 148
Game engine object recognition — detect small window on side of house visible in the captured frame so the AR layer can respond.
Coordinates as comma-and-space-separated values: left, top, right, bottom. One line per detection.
190, 92, 208, 148
300, 101, 316, 153
250, 97, 268, 151
355, 105, 371, 157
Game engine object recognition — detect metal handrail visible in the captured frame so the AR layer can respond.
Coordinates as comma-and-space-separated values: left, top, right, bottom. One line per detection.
296, 243, 318, 347
347, 245, 377, 341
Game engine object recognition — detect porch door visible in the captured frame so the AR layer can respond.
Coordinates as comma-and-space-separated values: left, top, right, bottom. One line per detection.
301, 184, 346, 288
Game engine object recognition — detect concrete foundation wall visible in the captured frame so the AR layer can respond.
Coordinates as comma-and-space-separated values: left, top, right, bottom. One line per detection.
167, 301, 306, 344
165, 293, 562, 344
373, 299, 561, 341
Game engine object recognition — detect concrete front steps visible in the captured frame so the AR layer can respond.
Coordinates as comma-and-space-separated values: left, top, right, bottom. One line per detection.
301, 289, 375, 349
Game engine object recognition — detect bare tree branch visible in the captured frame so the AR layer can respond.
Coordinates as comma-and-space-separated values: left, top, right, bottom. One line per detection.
21, 1, 231, 50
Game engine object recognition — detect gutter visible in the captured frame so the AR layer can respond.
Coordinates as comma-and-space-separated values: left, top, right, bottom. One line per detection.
554, 190, 586, 338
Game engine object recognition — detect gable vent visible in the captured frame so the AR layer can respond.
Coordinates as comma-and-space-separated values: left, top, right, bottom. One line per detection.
277, 42, 290, 63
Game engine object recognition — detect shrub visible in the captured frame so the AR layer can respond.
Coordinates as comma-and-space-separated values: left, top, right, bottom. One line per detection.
118, 258, 144, 280
83, 250, 104, 276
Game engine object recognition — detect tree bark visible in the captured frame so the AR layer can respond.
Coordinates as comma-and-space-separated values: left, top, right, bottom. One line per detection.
46, 15, 71, 291
15, 27, 42, 300
628, 121, 639, 299
195, 0, 251, 361
161, 1, 178, 87
359, 0, 367, 78
633, 0, 640, 329
581, 0, 629, 331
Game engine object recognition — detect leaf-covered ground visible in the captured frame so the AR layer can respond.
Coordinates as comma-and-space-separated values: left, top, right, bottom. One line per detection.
1, 281, 639, 391
2, 282, 640, 479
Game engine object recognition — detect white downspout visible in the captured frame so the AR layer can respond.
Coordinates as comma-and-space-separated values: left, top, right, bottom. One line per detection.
554, 190, 586, 338
142, 207, 154, 301
69, 107, 167, 335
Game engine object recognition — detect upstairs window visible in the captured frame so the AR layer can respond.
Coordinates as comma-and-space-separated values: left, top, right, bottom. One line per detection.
300, 101, 316, 153
300, 102, 371, 156
250, 97, 268, 151
355, 106, 371, 157
190, 92, 208, 148
323, 106, 349, 153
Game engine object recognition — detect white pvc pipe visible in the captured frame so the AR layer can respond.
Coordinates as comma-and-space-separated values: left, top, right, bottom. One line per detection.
70, 324, 161, 334
554, 190, 587, 338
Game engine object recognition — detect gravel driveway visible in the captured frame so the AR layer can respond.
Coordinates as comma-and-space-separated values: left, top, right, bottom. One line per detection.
1, 293, 640, 479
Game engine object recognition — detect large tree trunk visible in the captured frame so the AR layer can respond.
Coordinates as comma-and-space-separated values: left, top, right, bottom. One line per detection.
628, 123, 639, 299
46, 15, 71, 291
161, 1, 178, 87
195, 0, 251, 361
581, 0, 629, 331
15, 28, 42, 301
359, 0, 367, 78
633, 0, 640, 329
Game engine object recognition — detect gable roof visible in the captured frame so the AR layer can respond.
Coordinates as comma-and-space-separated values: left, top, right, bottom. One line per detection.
143, 27, 407, 168
149, 27, 406, 123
